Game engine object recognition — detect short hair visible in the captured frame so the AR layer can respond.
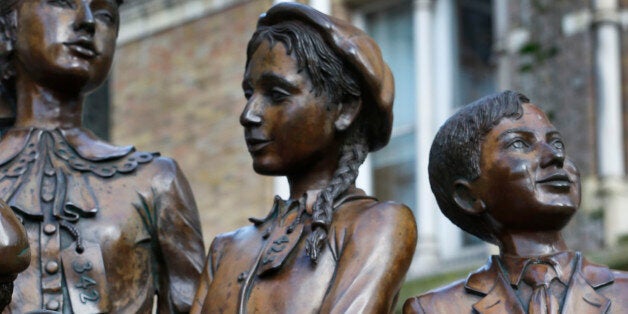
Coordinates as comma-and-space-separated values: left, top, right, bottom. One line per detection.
428, 90, 529, 244
245, 20, 361, 106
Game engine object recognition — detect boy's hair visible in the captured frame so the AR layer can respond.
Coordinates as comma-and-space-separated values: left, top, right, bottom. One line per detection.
428, 90, 529, 244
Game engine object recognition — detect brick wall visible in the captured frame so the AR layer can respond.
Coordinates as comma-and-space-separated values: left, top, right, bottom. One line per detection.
111, 0, 276, 247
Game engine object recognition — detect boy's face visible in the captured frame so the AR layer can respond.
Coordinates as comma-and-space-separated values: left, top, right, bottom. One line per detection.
471, 103, 580, 232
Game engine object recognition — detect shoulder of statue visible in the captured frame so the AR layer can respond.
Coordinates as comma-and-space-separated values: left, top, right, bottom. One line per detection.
334, 196, 415, 232
403, 279, 470, 314
329, 197, 417, 265
579, 253, 615, 288
464, 256, 502, 295
58, 128, 159, 177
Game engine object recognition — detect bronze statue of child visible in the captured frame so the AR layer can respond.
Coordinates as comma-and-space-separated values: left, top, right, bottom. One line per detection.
404, 90, 628, 313
192, 3, 417, 313
0, 0, 205, 312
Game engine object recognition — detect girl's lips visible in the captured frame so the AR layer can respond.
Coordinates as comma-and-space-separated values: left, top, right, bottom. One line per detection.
64, 39, 99, 59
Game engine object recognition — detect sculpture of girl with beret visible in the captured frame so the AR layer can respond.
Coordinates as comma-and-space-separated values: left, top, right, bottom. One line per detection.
0, 0, 204, 312
192, 3, 417, 313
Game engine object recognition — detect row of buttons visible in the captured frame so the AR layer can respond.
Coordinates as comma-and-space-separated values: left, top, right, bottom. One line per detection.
43, 222, 61, 311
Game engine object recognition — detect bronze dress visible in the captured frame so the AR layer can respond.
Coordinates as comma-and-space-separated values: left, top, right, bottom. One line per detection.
1, 127, 205, 314
192, 188, 417, 314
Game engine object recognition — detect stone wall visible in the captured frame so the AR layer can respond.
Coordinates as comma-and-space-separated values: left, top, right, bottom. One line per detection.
111, 0, 276, 247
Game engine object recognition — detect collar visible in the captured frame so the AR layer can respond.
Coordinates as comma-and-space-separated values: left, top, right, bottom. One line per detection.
465, 252, 614, 295
500, 251, 576, 286
0, 127, 156, 218
248, 187, 372, 226
0, 127, 135, 166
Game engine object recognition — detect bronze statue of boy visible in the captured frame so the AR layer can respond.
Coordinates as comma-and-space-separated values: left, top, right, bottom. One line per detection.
192, 3, 417, 313
404, 91, 628, 313
0, 0, 205, 312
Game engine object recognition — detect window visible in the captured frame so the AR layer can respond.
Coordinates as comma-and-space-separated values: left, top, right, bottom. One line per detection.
365, 0, 417, 212
456, 0, 495, 107
362, 0, 497, 255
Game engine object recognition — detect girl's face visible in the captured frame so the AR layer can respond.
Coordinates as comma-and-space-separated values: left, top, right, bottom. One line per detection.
11, 0, 119, 93
240, 40, 342, 176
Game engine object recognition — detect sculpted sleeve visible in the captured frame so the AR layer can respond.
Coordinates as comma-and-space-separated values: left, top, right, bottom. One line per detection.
146, 158, 205, 313
190, 236, 222, 314
320, 202, 418, 313
0, 198, 30, 278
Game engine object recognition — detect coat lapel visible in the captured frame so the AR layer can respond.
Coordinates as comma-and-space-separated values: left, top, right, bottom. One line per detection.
562, 253, 613, 314
466, 256, 525, 314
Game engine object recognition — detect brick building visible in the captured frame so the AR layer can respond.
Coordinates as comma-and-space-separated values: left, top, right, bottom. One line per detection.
95, 0, 628, 277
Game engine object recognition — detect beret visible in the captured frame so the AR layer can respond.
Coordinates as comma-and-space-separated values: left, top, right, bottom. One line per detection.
258, 2, 395, 151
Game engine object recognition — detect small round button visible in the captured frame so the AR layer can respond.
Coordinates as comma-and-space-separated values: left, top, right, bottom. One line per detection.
45, 261, 59, 274
46, 300, 60, 310
43, 224, 57, 235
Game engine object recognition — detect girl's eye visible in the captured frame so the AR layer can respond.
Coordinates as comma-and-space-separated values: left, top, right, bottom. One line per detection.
269, 88, 289, 102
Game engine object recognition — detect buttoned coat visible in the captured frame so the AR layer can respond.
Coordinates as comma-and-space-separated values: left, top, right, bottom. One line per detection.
192, 189, 417, 314
404, 253, 628, 314
2, 127, 205, 314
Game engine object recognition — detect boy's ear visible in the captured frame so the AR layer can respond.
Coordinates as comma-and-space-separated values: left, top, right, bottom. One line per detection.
334, 97, 362, 132
453, 179, 486, 215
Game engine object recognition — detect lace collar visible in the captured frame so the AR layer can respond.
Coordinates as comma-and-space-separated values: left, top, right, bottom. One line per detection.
0, 127, 157, 218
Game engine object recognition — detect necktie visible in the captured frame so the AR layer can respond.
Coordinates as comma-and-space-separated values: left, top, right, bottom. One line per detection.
522, 263, 560, 314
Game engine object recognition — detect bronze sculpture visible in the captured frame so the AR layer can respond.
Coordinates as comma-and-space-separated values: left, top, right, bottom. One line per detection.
191, 3, 417, 313
403, 91, 628, 313
0, 0, 205, 312
0, 199, 29, 311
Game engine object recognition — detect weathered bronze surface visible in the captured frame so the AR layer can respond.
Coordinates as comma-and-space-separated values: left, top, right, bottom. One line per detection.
404, 91, 628, 314
0, 1, 205, 312
0, 199, 29, 311
191, 3, 417, 313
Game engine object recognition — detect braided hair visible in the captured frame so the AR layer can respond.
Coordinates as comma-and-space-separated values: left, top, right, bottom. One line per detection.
247, 20, 368, 263
306, 128, 368, 262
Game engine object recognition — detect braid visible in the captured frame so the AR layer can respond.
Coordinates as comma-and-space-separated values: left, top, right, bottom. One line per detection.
305, 128, 368, 262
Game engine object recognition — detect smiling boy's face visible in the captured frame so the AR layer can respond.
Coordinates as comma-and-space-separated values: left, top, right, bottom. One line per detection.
469, 103, 581, 232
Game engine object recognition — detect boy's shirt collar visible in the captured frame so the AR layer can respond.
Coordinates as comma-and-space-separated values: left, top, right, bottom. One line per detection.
500, 251, 576, 287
